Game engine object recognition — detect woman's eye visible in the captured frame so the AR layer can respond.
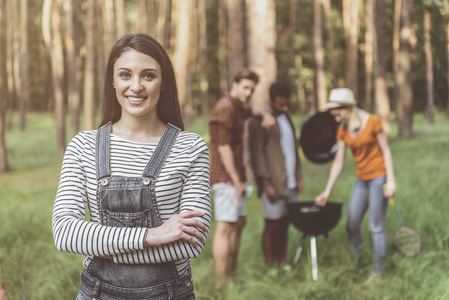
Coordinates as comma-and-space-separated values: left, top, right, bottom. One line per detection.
119, 72, 130, 79
143, 73, 156, 80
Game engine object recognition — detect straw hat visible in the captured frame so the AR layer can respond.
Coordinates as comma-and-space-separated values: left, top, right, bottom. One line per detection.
326, 88, 357, 109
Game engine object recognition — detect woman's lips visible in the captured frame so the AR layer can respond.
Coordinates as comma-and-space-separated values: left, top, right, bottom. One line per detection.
126, 96, 146, 105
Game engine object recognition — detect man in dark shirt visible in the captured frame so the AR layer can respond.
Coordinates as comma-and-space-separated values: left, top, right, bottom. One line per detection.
249, 82, 305, 272
209, 69, 274, 284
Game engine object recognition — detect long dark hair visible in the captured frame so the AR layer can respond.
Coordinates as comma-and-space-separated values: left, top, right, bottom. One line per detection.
99, 34, 184, 130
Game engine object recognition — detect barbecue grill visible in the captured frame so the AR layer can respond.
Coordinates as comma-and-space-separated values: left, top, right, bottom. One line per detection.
288, 201, 342, 281
290, 111, 342, 280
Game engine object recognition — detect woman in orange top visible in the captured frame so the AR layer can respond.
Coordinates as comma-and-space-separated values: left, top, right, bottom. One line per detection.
315, 88, 396, 283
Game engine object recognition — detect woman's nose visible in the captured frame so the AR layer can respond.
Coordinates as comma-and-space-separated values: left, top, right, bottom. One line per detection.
130, 77, 143, 92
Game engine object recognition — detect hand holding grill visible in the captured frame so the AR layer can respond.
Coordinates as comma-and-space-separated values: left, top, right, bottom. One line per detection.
314, 190, 330, 207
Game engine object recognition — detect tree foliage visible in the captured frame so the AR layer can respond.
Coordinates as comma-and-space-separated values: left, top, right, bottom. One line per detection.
3, 0, 446, 116
0, 0, 446, 147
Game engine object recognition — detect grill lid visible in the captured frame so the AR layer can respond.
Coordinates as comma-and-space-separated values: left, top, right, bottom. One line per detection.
300, 111, 339, 164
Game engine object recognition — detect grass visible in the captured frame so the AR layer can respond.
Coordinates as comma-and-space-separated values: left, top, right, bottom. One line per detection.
0, 112, 448, 299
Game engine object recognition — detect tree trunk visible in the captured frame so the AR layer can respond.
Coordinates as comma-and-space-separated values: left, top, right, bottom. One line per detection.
206, 0, 222, 106
364, 0, 374, 110
288, 0, 297, 108
5, 0, 15, 129
19, 0, 29, 130
63, 0, 80, 134
287, 0, 307, 114
173, 0, 194, 121
95, 0, 105, 111
138, 0, 148, 34
226, 0, 246, 89
52, 0, 66, 159
156, 0, 168, 48
43, 0, 66, 159
447, 4, 449, 117
392, 0, 401, 112
73, 0, 84, 125
115, 0, 125, 38
313, 0, 326, 110
294, 54, 307, 114
321, 0, 336, 88
104, 0, 116, 47
84, 0, 96, 130
169, 0, 177, 53
246, 0, 277, 107
186, 0, 198, 123
423, 9, 435, 124
396, 0, 413, 138
218, 0, 228, 93
12, 0, 21, 123
374, 0, 391, 133
198, 0, 210, 122
147, 0, 156, 37
343, 0, 361, 99
0, 0, 9, 172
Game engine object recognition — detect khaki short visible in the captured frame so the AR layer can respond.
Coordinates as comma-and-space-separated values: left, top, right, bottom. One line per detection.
261, 188, 299, 220
212, 183, 247, 222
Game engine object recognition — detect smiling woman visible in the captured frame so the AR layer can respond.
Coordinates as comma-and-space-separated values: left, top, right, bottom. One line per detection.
114, 50, 162, 109
112, 50, 165, 142
100, 34, 184, 131
52, 34, 211, 300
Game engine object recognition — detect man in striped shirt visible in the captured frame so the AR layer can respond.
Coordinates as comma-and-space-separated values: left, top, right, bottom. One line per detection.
209, 69, 274, 284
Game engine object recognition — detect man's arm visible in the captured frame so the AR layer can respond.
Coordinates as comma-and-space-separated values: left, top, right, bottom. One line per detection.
251, 106, 276, 128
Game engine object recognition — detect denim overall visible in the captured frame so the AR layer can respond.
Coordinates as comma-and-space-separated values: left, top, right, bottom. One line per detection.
77, 122, 196, 300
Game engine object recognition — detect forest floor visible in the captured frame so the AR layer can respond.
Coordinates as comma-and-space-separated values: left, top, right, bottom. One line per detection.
0, 112, 448, 299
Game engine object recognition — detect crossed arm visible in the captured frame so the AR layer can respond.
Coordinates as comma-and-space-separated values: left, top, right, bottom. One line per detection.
52, 134, 211, 264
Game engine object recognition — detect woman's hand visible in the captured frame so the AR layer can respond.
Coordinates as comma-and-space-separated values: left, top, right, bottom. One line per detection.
144, 211, 207, 248
384, 181, 396, 198
315, 190, 330, 207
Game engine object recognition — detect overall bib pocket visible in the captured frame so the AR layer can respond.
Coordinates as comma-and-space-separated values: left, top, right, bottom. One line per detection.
102, 209, 153, 228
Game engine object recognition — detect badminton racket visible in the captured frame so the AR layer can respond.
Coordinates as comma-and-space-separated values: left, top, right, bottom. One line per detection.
385, 187, 421, 256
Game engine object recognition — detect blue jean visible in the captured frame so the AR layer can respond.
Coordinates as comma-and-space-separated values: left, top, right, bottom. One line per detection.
76, 270, 195, 300
346, 177, 388, 275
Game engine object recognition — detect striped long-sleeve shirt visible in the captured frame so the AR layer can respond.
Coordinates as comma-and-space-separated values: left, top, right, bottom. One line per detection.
52, 129, 211, 276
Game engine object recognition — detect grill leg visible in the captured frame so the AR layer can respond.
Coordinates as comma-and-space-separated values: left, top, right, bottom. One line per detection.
292, 235, 306, 266
310, 235, 318, 281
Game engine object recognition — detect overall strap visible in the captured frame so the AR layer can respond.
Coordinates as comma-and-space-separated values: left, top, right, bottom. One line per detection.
142, 124, 180, 181
96, 122, 112, 180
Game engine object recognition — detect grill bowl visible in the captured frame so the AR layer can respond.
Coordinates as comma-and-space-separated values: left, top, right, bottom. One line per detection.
288, 201, 343, 236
